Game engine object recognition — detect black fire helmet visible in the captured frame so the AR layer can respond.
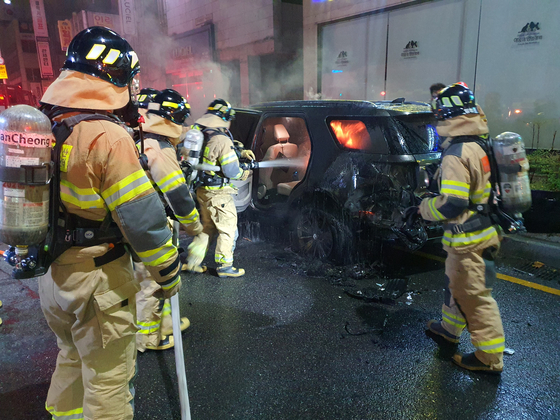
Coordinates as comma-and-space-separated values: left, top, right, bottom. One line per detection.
62, 26, 140, 88
147, 89, 191, 125
206, 98, 236, 122
432, 82, 479, 121
137, 88, 160, 109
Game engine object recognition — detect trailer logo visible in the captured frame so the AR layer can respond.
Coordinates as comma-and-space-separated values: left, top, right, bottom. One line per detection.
514, 22, 542, 46
401, 41, 419, 59
335, 51, 349, 67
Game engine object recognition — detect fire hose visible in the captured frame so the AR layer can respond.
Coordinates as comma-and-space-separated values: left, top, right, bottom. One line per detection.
191, 157, 307, 173
171, 220, 191, 420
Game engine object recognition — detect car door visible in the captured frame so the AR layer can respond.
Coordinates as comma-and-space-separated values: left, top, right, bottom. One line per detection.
229, 109, 262, 212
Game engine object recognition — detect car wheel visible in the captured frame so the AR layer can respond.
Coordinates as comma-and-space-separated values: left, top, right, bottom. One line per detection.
292, 207, 353, 265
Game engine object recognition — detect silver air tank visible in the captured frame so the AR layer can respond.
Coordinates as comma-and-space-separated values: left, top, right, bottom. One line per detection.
0, 105, 53, 248
493, 131, 532, 214
183, 128, 204, 182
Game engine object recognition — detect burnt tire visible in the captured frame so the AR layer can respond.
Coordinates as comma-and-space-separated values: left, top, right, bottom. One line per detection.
292, 207, 353, 265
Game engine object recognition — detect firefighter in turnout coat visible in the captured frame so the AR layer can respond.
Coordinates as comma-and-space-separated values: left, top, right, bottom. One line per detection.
419, 83, 505, 373
186, 99, 253, 278
38, 27, 182, 419
135, 89, 203, 351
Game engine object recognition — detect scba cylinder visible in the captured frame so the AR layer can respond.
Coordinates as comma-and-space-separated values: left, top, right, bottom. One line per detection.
0, 105, 53, 246
183, 128, 204, 180
493, 131, 532, 214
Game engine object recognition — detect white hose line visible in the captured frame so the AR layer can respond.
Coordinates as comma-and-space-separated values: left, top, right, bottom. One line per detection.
171, 220, 191, 420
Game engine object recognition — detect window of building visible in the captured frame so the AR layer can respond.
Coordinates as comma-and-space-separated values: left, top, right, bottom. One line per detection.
26, 68, 42, 82
21, 40, 37, 54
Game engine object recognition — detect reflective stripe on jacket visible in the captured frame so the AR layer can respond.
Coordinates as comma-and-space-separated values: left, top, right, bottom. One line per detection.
59, 118, 180, 284
196, 124, 244, 192
419, 138, 500, 253
143, 137, 203, 236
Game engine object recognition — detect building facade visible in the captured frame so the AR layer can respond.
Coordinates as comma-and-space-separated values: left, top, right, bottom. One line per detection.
303, 0, 560, 148
163, 0, 304, 118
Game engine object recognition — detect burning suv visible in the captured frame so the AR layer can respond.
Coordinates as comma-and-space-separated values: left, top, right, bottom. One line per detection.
229, 99, 442, 264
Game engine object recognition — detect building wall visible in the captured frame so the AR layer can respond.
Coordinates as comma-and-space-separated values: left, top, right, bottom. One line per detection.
165, 0, 303, 114
166, 0, 274, 50
304, 0, 560, 149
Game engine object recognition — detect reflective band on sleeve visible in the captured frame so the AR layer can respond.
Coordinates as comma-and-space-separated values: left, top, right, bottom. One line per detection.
441, 180, 470, 198
102, 170, 153, 211
160, 274, 180, 291
46, 404, 84, 420
156, 170, 185, 194
60, 180, 106, 210
136, 238, 176, 267
232, 169, 244, 180
442, 226, 498, 247
219, 151, 237, 166
474, 337, 506, 353
429, 197, 446, 221
176, 207, 198, 224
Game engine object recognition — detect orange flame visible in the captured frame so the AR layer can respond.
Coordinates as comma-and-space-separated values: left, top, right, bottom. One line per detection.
330, 120, 371, 150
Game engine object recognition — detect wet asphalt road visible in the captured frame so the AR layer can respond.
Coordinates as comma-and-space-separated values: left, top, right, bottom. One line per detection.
0, 234, 559, 420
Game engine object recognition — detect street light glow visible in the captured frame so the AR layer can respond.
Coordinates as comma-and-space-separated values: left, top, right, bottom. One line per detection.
4, 0, 11, 4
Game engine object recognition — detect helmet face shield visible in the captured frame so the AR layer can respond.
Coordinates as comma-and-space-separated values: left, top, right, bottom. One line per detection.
130, 75, 141, 105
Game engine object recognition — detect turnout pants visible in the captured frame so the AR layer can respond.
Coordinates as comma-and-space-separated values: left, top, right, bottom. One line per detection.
134, 262, 172, 351
39, 245, 140, 420
196, 188, 238, 266
441, 246, 505, 369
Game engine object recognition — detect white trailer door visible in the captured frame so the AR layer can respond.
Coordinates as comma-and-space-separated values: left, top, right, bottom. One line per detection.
385, 0, 464, 103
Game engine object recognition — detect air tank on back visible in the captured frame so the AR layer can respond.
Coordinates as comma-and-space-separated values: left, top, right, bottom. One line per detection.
493, 131, 532, 214
183, 127, 204, 182
0, 105, 53, 247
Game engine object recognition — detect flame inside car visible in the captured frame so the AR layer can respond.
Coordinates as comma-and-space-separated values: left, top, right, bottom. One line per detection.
330, 120, 372, 150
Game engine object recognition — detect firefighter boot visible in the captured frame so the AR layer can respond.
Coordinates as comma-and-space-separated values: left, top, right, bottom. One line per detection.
161, 317, 190, 336
146, 335, 175, 351
452, 352, 503, 374
216, 265, 245, 278
426, 320, 460, 344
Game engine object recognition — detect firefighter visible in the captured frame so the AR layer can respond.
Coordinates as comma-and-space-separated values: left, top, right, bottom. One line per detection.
135, 88, 203, 351
38, 27, 182, 419
186, 99, 253, 277
411, 82, 505, 373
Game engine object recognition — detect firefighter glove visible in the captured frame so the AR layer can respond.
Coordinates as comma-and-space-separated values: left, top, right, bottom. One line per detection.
186, 232, 209, 270
241, 149, 256, 161
239, 169, 251, 181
